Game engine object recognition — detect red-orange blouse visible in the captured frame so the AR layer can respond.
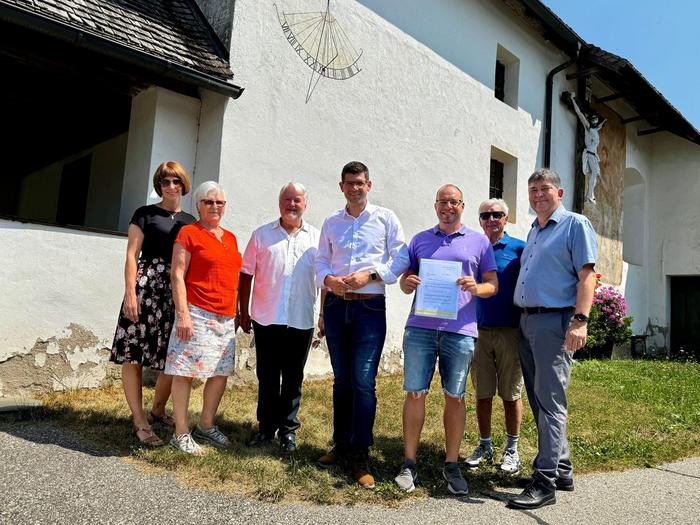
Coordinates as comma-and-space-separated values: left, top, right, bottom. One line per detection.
175, 222, 242, 317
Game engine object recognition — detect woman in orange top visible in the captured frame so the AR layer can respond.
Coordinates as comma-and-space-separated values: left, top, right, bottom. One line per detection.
165, 181, 242, 455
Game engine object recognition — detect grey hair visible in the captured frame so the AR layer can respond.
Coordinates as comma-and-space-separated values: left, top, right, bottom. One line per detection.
278, 181, 308, 201
478, 198, 509, 216
528, 168, 561, 188
193, 181, 225, 204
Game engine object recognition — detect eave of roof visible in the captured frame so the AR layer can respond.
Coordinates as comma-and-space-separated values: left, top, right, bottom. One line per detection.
505, 0, 700, 145
0, 0, 243, 99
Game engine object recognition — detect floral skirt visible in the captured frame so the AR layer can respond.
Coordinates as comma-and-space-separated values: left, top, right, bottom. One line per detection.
164, 304, 236, 378
110, 257, 173, 370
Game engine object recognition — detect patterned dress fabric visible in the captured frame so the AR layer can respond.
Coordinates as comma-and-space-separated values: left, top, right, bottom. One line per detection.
111, 257, 173, 370
165, 304, 236, 378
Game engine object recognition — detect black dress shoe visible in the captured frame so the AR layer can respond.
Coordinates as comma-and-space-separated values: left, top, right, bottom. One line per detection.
247, 431, 275, 447
280, 433, 297, 452
555, 477, 574, 491
508, 479, 556, 509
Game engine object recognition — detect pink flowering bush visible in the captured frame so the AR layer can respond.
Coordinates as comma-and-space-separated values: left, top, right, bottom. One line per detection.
585, 282, 633, 355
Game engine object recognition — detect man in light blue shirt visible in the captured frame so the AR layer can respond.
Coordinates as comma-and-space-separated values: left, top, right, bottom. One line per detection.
314, 161, 409, 489
509, 168, 597, 510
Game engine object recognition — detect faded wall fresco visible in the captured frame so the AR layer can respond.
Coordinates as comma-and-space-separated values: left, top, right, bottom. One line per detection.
582, 102, 625, 285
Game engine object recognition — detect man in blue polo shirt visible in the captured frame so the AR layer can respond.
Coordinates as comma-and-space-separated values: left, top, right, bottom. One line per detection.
465, 198, 526, 474
394, 184, 498, 496
508, 168, 597, 510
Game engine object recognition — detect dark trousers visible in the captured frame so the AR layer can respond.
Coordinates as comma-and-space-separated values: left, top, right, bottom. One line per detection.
322, 293, 386, 454
519, 310, 574, 488
252, 321, 314, 437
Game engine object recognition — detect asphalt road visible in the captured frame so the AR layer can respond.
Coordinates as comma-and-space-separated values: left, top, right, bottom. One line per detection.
1, 421, 698, 524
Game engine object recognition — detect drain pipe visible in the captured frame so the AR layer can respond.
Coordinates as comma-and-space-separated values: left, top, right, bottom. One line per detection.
543, 45, 580, 167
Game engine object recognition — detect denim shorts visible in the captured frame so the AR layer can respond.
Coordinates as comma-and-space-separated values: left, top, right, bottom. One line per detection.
402, 326, 475, 398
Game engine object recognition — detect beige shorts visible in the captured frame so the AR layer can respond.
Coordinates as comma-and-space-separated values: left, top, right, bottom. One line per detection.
470, 327, 523, 401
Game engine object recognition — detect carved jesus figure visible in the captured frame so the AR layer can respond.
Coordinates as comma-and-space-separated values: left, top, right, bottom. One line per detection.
570, 93, 607, 204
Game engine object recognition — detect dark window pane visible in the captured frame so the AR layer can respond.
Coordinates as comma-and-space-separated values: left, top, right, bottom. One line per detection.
490, 158, 504, 199
495, 60, 505, 102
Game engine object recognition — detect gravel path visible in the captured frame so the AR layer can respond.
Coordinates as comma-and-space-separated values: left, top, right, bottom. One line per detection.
1, 421, 698, 524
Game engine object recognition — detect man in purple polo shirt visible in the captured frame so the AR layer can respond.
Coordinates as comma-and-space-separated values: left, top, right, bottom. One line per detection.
394, 184, 498, 496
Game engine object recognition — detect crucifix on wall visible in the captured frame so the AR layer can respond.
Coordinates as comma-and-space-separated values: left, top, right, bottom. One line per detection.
570, 93, 607, 204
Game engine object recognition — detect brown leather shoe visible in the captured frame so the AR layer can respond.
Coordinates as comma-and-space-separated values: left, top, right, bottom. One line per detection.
352, 454, 375, 489
317, 447, 344, 468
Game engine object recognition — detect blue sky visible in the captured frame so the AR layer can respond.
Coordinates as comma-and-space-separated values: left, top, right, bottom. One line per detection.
541, 0, 700, 130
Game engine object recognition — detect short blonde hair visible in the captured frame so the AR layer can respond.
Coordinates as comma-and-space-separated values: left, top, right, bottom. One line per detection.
152, 161, 191, 196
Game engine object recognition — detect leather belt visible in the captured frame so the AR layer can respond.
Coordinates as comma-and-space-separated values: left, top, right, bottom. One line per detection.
522, 306, 574, 315
341, 293, 384, 301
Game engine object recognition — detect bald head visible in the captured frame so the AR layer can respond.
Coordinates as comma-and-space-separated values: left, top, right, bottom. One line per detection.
435, 184, 463, 201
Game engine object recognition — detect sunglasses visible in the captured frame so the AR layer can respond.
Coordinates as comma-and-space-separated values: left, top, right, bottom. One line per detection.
200, 199, 226, 207
479, 211, 506, 220
160, 178, 183, 187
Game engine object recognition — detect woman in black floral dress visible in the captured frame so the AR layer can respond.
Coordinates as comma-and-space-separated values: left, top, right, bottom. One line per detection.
111, 161, 196, 445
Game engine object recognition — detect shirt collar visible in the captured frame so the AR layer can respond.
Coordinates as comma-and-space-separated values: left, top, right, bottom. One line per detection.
274, 218, 309, 233
343, 201, 375, 219
432, 224, 468, 237
493, 231, 510, 246
531, 205, 566, 229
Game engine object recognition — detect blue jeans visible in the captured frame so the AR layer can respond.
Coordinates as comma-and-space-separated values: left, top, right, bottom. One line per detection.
402, 326, 475, 398
323, 293, 386, 453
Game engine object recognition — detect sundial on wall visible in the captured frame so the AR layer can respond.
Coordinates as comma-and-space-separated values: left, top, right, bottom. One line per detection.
274, 1, 363, 103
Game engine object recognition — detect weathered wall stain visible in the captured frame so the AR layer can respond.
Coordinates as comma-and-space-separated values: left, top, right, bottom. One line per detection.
1, 322, 404, 397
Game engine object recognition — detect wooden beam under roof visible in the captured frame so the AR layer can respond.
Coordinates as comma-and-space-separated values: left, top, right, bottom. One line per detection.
566, 66, 602, 80
637, 128, 664, 136
595, 93, 624, 103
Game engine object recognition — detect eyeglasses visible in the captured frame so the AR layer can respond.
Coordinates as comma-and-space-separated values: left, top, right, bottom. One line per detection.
342, 180, 368, 189
479, 211, 506, 220
160, 178, 183, 187
200, 199, 226, 207
435, 199, 463, 207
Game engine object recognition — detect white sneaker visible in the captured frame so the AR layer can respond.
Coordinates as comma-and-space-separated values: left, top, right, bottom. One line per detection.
170, 432, 205, 456
464, 443, 494, 468
500, 449, 521, 474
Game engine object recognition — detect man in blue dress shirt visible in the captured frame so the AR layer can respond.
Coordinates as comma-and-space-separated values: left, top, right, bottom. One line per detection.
465, 198, 526, 475
508, 168, 597, 510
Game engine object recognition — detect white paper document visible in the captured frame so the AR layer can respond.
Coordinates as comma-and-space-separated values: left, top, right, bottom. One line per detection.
414, 258, 461, 320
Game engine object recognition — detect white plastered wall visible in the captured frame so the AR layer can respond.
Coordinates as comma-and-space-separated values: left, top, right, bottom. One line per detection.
221, 0, 579, 359
646, 133, 700, 330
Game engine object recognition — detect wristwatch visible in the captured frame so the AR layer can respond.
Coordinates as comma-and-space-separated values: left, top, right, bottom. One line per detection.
369, 270, 378, 281
573, 313, 589, 323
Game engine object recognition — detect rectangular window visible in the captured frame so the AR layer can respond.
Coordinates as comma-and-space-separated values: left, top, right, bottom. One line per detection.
489, 159, 504, 199
489, 146, 518, 223
495, 44, 520, 109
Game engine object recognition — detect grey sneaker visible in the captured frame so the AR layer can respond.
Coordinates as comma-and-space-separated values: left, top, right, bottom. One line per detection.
464, 443, 494, 468
170, 432, 205, 455
500, 449, 521, 474
394, 461, 418, 493
442, 462, 469, 496
193, 425, 231, 449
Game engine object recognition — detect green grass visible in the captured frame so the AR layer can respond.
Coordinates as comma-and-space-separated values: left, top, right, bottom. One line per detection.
29, 360, 700, 505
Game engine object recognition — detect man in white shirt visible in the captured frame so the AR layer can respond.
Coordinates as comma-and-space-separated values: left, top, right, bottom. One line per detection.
239, 182, 320, 452
314, 161, 409, 489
